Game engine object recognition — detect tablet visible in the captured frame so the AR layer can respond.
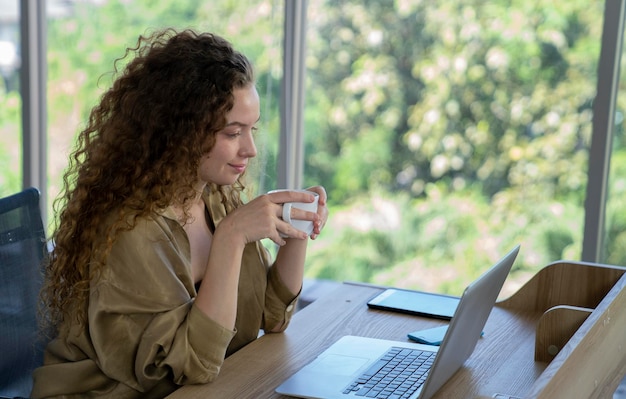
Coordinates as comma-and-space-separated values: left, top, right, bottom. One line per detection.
407, 325, 449, 345
407, 325, 483, 345
367, 288, 460, 320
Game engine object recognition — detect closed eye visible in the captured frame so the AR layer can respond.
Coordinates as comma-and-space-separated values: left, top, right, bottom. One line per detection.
221, 123, 258, 139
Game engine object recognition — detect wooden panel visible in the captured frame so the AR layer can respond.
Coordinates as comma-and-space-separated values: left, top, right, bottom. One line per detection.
534, 305, 592, 362
531, 273, 626, 398
499, 261, 625, 312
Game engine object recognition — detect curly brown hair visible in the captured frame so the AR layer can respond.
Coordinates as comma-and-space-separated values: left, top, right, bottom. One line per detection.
42, 28, 255, 331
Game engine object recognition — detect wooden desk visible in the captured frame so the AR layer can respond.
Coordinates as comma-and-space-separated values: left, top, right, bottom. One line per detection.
167, 261, 626, 399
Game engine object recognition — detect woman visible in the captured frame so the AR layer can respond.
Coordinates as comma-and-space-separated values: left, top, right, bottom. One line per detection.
32, 28, 328, 398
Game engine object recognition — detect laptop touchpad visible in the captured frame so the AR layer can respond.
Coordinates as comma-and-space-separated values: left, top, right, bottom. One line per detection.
312, 354, 369, 376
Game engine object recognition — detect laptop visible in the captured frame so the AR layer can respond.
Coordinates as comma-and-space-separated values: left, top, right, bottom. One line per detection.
275, 245, 520, 399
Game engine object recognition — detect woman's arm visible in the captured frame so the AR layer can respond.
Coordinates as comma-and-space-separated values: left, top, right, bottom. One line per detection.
270, 186, 329, 331
195, 187, 328, 330
273, 238, 308, 296
193, 226, 246, 331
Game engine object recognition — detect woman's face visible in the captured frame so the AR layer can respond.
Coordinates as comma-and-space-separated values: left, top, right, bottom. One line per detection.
198, 85, 260, 186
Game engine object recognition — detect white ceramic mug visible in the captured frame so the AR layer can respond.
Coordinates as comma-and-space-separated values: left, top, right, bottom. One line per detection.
268, 189, 319, 236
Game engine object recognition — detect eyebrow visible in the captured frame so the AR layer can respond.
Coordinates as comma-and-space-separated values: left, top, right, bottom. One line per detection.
224, 116, 261, 127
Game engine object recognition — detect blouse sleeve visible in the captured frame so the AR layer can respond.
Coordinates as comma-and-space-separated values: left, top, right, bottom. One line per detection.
89, 215, 235, 391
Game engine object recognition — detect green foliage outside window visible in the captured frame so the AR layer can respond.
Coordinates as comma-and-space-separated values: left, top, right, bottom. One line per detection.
301, 0, 619, 293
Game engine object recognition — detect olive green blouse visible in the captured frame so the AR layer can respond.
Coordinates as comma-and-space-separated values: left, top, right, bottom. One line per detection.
31, 190, 299, 398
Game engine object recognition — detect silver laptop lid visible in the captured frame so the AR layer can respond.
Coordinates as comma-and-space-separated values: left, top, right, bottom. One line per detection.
419, 245, 520, 399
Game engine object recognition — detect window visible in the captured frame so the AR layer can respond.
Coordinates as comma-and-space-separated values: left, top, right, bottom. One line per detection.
45, 0, 284, 226
3, 0, 624, 297
303, 0, 606, 295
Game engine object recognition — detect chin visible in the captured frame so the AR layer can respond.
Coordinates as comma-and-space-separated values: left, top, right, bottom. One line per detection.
212, 177, 240, 186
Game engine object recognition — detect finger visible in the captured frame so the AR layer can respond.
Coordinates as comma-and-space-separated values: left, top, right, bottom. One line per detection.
312, 220, 322, 236
314, 206, 328, 228
288, 208, 318, 223
306, 186, 327, 205
313, 209, 328, 235
268, 190, 316, 204
310, 222, 322, 239
269, 233, 287, 246
277, 221, 308, 240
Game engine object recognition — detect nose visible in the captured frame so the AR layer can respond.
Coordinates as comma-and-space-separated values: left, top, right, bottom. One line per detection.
240, 130, 257, 158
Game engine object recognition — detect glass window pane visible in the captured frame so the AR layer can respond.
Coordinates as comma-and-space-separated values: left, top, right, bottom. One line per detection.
0, 0, 21, 197
46, 0, 283, 222
304, 0, 603, 296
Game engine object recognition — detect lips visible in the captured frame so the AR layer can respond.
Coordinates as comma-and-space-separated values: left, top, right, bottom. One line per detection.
230, 163, 247, 173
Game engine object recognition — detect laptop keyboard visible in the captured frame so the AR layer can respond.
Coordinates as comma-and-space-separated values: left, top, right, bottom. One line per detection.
342, 346, 436, 399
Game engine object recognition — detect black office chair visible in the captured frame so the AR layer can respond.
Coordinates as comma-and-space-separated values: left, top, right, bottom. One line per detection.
0, 188, 47, 398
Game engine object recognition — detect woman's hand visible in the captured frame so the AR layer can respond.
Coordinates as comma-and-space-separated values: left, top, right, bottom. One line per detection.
218, 189, 321, 246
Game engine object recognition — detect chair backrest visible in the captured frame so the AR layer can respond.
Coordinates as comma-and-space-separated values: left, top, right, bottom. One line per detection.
0, 188, 47, 398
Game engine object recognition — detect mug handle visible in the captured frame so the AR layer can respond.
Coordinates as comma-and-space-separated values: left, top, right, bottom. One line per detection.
282, 202, 293, 224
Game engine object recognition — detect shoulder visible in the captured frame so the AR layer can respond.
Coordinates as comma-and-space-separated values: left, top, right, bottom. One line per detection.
96, 211, 194, 305
112, 210, 186, 250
